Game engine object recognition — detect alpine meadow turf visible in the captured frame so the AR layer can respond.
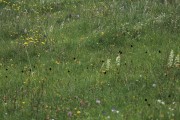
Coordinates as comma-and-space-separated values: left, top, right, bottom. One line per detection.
0, 0, 180, 119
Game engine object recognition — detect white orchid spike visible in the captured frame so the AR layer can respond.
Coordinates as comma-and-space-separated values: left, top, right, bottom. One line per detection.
106, 59, 111, 70
167, 49, 174, 68
116, 54, 121, 66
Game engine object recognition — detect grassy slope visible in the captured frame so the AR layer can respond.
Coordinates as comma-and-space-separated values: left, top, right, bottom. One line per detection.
0, 0, 180, 119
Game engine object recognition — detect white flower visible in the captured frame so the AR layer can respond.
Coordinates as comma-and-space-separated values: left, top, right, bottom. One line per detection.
116, 54, 121, 66
168, 107, 174, 111
96, 99, 101, 104
106, 59, 111, 70
111, 108, 116, 112
161, 101, 165, 105
157, 99, 165, 105
167, 49, 174, 67
152, 84, 156, 87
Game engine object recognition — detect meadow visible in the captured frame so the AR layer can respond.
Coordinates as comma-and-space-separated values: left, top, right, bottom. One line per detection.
0, 0, 180, 119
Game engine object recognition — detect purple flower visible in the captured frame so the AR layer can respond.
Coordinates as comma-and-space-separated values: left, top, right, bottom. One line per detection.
67, 111, 72, 117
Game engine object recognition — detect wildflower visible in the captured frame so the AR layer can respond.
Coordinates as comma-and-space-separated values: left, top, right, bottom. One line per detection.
106, 59, 111, 70
116, 54, 121, 66
96, 99, 101, 104
168, 107, 174, 111
101, 32, 104, 36
152, 84, 156, 87
55, 60, 60, 64
157, 99, 165, 105
67, 111, 72, 117
3, 103, 7, 106
111, 107, 119, 114
167, 49, 174, 67
77, 110, 81, 114
174, 54, 179, 67
23, 42, 28, 46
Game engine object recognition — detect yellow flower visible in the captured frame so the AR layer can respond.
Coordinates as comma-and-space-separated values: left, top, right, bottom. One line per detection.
23, 42, 28, 45
101, 32, 104, 36
77, 111, 81, 114
55, 60, 60, 64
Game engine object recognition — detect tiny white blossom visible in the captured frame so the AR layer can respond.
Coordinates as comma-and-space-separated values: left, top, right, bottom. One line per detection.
168, 107, 174, 111
96, 99, 101, 104
161, 101, 165, 105
116, 110, 119, 114
152, 84, 156, 87
157, 99, 165, 105
111, 108, 116, 112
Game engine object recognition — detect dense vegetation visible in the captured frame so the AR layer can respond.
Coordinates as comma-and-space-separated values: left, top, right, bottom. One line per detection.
0, 0, 180, 119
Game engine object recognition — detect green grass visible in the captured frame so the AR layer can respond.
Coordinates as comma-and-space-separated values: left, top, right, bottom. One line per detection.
0, 0, 180, 119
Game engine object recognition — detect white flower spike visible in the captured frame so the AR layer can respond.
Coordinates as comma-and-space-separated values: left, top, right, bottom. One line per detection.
167, 49, 174, 68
